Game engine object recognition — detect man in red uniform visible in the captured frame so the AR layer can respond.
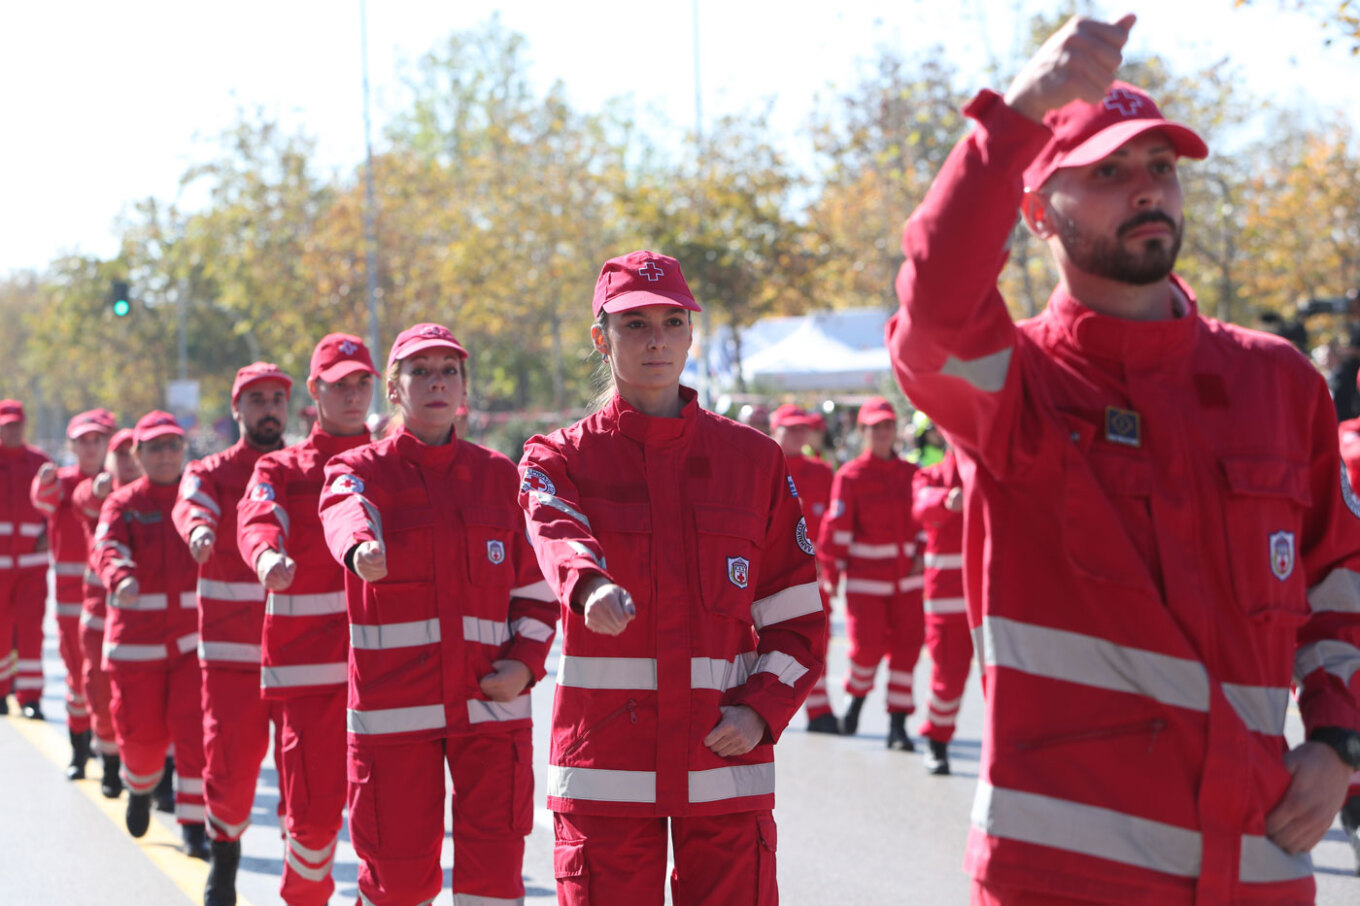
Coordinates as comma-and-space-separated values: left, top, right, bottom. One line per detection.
172, 363, 291, 880
1334, 412, 1360, 872
0, 398, 51, 719
771, 403, 839, 733
31, 408, 117, 778
911, 448, 968, 775
889, 15, 1360, 903
234, 334, 377, 906
95, 411, 207, 855
817, 396, 924, 749
73, 428, 141, 797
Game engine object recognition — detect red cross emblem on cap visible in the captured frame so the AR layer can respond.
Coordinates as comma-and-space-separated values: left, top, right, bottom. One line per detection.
421, 326, 441, 336
638, 261, 665, 282
1104, 88, 1145, 117
339, 340, 357, 355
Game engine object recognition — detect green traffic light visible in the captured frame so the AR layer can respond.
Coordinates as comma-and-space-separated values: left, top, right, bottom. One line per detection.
113, 299, 130, 317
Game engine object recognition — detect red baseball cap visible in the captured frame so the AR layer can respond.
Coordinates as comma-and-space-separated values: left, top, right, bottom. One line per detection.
387, 323, 468, 372
0, 399, 25, 425
1023, 82, 1208, 191
770, 404, 813, 430
310, 333, 377, 383
134, 411, 184, 445
592, 250, 702, 318
109, 428, 135, 452
68, 408, 117, 440
232, 362, 293, 405
857, 397, 897, 426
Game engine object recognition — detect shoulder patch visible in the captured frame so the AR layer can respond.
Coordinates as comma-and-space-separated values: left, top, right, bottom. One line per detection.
1342, 462, 1360, 520
521, 467, 556, 496
179, 474, 201, 498
795, 517, 815, 556
330, 474, 365, 495
831, 499, 846, 519
249, 482, 275, 502
787, 475, 799, 498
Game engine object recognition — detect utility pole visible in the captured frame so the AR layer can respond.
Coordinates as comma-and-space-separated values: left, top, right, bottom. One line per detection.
361, 0, 381, 411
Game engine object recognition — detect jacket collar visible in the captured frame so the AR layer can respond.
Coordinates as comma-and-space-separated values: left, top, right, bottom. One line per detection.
309, 424, 370, 457
393, 424, 459, 469
611, 386, 699, 446
1048, 274, 1199, 368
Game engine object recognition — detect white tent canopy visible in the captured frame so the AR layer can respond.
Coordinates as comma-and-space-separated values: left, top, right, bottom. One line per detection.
738, 309, 893, 392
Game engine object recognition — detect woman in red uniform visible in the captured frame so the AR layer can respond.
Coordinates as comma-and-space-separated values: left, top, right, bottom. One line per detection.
319, 323, 557, 906
519, 250, 826, 906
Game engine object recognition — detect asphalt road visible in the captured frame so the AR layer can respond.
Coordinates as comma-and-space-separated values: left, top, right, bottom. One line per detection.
2, 598, 1358, 904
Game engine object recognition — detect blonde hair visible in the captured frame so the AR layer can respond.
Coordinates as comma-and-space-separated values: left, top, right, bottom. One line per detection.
589, 311, 615, 412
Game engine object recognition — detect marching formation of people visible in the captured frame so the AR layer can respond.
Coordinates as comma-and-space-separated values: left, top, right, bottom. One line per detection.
4, 14, 1360, 906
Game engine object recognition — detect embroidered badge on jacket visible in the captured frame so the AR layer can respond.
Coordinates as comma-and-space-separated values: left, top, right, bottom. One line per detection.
795, 517, 815, 555
249, 483, 275, 501
1269, 530, 1295, 582
1104, 406, 1141, 447
727, 556, 750, 589
487, 539, 506, 565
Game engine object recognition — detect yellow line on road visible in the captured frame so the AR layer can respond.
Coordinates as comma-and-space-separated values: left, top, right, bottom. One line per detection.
7, 715, 258, 906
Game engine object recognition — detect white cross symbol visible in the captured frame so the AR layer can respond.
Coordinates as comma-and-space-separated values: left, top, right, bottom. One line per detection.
421, 326, 442, 336
339, 340, 357, 355
1103, 89, 1145, 117
638, 261, 665, 282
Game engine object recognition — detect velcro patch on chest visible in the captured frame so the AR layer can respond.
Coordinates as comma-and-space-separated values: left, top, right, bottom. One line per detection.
1104, 406, 1141, 448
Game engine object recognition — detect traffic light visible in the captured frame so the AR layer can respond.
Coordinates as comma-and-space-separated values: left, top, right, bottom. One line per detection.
110, 281, 131, 317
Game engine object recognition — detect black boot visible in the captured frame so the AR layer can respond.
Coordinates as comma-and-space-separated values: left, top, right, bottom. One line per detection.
66, 729, 91, 780
0, 694, 9, 715
101, 752, 123, 798
887, 712, 915, 751
1341, 795, 1360, 877
126, 792, 152, 838
182, 822, 210, 860
20, 699, 44, 720
204, 838, 241, 905
806, 713, 841, 735
924, 739, 951, 775
154, 756, 176, 813
840, 695, 866, 736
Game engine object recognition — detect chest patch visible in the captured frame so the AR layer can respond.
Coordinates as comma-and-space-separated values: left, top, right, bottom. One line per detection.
486, 539, 506, 565
1269, 530, 1295, 582
1104, 406, 1141, 448
727, 556, 750, 589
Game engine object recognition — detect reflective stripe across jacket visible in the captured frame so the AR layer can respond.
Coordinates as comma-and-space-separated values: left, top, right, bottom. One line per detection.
0, 445, 49, 573
817, 451, 922, 596
518, 388, 827, 819
237, 426, 370, 699
94, 477, 199, 669
173, 441, 268, 671
911, 451, 964, 616
31, 465, 96, 613
887, 88, 1360, 903
319, 427, 556, 745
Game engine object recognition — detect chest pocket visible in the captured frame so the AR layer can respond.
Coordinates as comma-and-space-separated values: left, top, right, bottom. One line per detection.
1060, 415, 1156, 586
1219, 457, 1311, 619
694, 503, 765, 625
462, 505, 516, 588
383, 506, 433, 584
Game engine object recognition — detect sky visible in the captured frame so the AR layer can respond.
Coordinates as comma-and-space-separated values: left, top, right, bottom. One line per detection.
3, 0, 1357, 277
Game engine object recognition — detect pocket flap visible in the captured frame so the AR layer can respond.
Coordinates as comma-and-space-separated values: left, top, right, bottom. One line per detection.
757, 813, 777, 852
347, 750, 374, 784
554, 838, 587, 879
1220, 457, 1311, 507
694, 504, 764, 543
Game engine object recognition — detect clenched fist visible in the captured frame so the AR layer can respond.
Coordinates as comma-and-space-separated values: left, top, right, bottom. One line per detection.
353, 540, 388, 582
1004, 13, 1136, 123
189, 526, 215, 564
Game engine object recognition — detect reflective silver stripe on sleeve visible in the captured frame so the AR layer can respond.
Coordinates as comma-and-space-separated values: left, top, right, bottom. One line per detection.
848, 542, 899, 558
558, 655, 657, 690
752, 651, 810, 688
18, 522, 45, 537
262, 663, 348, 689
566, 541, 606, 570
510, 579, 555, 602
688, 763, 776, 804
510, 617, 555, 643
940, 347, 1013, 393
346, 704, 445, 735
95, 540, 132, 559
924, 597, 967, 615
1294, 639, 1360, 686
924, 552, 963, 569
1307, 567, 1360, 614
267, 591, 347, 616
691, 653, 756, 692
197, 579, 265, 602
750, 582, 821, 630
109, 593, 168, 611
467, 695, 532, 724
198, 642, 261, 663
360, 500, 383, 544
1221, 683, 1290, 737
351, 619, 441, 650
462, 616, 510, 646
84, 567, 99, 584
271, 505, 291, 539
532, 491, 592, 529
547, 765, 656, 803
54, 562, 86, 577
845, 578, 893, 596
185, 489, 221, 516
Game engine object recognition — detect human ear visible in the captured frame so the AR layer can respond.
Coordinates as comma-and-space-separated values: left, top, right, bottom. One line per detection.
1020, 190, 1050, 238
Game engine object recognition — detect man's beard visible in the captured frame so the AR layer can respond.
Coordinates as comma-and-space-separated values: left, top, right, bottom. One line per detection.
1049, 207, 1183, 286
247, 419, 283, 447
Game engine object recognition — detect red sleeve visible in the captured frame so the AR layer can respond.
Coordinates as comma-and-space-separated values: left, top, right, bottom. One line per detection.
817, 466, 854, 580
499, 459, 557, 683
237, 455, 289, 570
71, 476, 103, 528
912, 464, 952, 526
173, 458, 222, 543
93, 492, 136, 591
319, 454, 382, 569
30, 468, 63, 517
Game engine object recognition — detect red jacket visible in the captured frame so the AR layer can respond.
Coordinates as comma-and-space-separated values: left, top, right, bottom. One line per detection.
319, 428, 556, 746
73, 472, 128, 628
785, 453, 833, 548
518, 389, 826, 818
1340, 417, 1360, 493
817, 451, 923, 597
0, 444, 50, 573
911, 450, 964, 616
31, 465, 99, 614
94, 477, 199, 670
237, 426, 370, 699
173, 441, 269, 672
887, 88, 1360, 903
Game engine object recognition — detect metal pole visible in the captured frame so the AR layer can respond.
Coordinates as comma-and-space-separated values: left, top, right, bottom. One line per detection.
361, 0, 381, 411
692, 0, 711, 410
177, 284, 187, 381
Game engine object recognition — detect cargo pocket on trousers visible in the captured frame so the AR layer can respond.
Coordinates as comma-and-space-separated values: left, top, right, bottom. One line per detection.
510, 738, 534, 835
347, 750, 380, 852
756, 813, 778, 906
554, 837, 589, 905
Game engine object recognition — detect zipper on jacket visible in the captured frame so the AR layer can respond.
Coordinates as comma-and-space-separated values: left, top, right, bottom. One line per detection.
1012, 718, 1166, 753
557, 696, 645, 761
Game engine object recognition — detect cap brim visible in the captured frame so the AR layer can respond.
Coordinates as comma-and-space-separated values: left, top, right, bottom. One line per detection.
599, 289, 702, 315
0, 415, 22, 425
391, 339, 468, 366
136, 425, 184, 444
858, 412, 896, 426
1060, 120, 1208, 174
68, 424, 111, 440
233, 374, 294, 403
315, 360, 378, 383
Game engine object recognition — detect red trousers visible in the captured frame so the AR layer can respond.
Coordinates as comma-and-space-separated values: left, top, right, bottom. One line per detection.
201, 669, 283, 841
348, 729, 533, 905
802, 586, 834, 721
79, 622, 116, 754
917, 612, 973, 743
843, 590, 925, 713
57, 611, 90, 733
553, 810, 778, 906
277, 689, 347, 906
0, 569, 46, 703
108, 654, 206, 824
971, 880, 1104, 905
